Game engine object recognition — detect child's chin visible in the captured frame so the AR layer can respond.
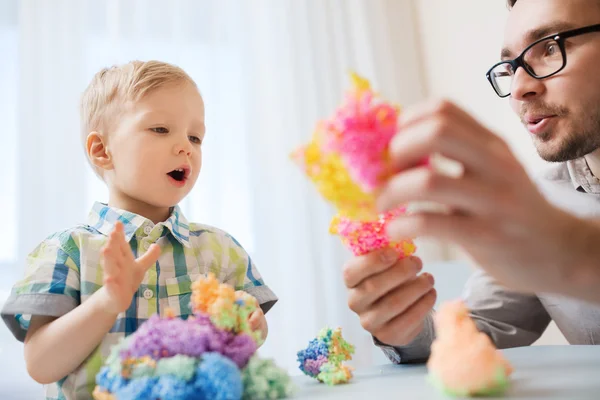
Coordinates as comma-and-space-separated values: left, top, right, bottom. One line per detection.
147, 196, 186, 209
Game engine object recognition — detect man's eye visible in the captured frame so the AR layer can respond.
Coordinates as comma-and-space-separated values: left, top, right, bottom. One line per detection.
151, 127, 169, 134
545, 43, 558, 56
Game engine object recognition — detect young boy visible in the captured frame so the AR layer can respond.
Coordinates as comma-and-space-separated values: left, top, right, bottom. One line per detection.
1, 60, 278, 400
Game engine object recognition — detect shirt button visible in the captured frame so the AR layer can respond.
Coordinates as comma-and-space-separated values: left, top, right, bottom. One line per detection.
143, 289, 154, 299
143, 226, 152, 235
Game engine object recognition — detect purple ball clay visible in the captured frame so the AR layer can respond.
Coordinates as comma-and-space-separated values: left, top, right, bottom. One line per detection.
120, 314, 256, 368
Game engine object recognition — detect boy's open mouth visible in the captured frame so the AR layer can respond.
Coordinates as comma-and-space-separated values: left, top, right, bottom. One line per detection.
167, 168, 187, 182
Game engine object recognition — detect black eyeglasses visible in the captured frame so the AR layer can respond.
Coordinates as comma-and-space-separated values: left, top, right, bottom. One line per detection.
486, 23, 600, 98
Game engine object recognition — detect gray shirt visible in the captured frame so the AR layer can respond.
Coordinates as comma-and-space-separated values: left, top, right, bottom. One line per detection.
378, 158, 600, 363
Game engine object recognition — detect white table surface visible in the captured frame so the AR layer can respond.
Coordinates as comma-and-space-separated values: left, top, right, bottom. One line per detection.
293, 345, 600, 399
2, 323, 598, 399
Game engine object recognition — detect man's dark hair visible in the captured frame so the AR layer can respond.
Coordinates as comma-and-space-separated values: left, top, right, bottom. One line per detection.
507, 0, 517, 8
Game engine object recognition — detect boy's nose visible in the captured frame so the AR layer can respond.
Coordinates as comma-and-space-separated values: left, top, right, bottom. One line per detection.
173, 140, 192, 156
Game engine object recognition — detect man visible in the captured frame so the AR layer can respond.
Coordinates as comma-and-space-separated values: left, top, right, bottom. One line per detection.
343, 0, 600, 364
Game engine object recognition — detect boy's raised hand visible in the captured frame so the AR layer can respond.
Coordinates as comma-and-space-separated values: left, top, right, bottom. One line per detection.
100, 221, 161, 314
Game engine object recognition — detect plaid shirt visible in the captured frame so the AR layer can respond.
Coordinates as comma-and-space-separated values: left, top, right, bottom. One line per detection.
1, 202, 278, 400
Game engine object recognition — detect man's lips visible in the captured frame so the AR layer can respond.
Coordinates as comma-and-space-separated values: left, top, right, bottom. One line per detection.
524, 115, 557, 135
524, 114, 555, 125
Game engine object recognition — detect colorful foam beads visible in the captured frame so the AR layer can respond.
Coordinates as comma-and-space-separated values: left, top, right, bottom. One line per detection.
93, 274, 294, 400
297, 327, 355, 385
292, 72, 417, 258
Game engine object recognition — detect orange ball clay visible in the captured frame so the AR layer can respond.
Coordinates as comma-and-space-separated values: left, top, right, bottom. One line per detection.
427, 300, 513, 397
190, 272, 224, 315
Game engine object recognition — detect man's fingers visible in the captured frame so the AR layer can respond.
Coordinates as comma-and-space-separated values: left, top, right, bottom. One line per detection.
390, 99, 512, 182
373, 288, 437, 347
343, 249, 400, 289
377, 167, 497, 215
389, 118, 503, 179
359, 273, 435, 333
347, 256, 422, 314
398, 99, 478, 131
386, 212, 488, 247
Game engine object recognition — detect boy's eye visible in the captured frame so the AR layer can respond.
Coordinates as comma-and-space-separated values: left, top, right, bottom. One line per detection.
151, 127, 169, 134
189, 135, 202, 144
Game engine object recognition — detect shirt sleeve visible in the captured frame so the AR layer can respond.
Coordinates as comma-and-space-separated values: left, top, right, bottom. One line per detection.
1, 234, 81, 342
374, 269, 551, 363
462, 269, 551, 348
222, 233, 278, 314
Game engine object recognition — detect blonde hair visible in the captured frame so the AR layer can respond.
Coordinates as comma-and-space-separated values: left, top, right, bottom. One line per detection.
80, 60, 197, 178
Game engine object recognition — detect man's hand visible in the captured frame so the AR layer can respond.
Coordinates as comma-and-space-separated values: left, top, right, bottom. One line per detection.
100, 221, 161, 314
377, 99, 596, 295
343, 249, 436, 347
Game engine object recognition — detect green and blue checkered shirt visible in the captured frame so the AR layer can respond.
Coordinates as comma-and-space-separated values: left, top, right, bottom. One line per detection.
1, 202, 278, 399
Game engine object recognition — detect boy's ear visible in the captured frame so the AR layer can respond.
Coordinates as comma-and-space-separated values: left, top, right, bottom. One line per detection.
86, 131, 114, 171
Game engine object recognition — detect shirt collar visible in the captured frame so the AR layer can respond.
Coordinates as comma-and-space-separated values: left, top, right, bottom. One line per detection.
567, 158, 600, 194
87, 202, 191, 247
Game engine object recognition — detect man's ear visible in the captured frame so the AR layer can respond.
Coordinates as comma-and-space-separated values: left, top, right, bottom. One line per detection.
86, 131, 114, 171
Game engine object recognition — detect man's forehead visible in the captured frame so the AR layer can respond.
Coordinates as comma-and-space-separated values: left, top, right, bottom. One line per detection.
501, 0, 600, 59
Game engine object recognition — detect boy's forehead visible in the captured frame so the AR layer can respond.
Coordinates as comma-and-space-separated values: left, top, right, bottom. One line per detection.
501, 0, 600, 59
128, 84, 205, 118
